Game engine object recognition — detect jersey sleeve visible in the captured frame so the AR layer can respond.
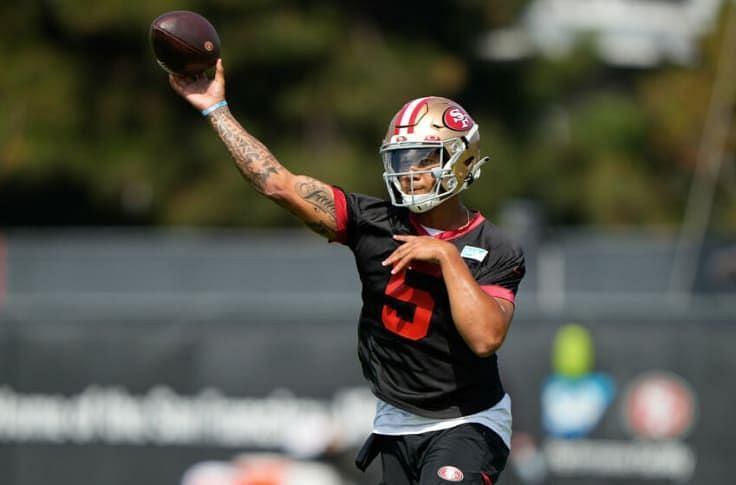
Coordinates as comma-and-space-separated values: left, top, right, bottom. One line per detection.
329, 187, 392, 247
477, 240, 526, 304
331, 186, 349, 244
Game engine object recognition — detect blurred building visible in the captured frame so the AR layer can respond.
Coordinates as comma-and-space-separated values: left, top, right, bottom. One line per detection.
478, 0, 724, 67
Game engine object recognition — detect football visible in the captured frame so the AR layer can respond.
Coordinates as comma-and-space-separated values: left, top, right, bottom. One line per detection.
150, 10, 221, 76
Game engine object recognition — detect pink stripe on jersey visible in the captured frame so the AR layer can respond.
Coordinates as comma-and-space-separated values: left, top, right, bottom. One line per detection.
482, 284, 515, 304
408, 211, 486, 241
330, 186, 349, 244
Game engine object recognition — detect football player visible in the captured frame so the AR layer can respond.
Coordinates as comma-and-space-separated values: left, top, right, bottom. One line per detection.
169, 59, 525, 485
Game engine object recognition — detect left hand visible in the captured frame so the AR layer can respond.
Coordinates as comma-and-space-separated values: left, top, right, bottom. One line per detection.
169, 58, 226, 111
382, 235, 456, 274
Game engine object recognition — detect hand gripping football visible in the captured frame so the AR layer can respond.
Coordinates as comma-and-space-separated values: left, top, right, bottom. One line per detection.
150, 10, 221, 76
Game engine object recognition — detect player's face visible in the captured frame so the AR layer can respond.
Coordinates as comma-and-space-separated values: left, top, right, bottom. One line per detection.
390, 148, 442, 195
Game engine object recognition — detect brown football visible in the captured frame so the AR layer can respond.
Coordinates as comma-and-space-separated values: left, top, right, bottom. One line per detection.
150, 10, 221, 76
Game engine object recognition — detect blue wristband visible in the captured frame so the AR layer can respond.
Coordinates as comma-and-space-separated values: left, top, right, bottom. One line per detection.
201, 100, 228, 116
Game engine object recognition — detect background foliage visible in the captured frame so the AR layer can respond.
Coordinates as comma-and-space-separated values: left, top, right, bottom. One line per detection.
1, 0, 734, 233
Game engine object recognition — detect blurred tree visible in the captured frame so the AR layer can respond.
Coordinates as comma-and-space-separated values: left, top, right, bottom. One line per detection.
0, 0, 733, 233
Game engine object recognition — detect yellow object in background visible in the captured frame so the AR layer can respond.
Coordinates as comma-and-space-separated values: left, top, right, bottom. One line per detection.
553, 323, 594, 378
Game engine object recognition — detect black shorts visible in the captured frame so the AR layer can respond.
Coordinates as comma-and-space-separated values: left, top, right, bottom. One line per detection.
355, 423, 509, 485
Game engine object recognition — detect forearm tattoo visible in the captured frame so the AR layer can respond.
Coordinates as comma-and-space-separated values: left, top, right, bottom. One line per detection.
208, 109, 337, 238
296, 177, 336, 223
208, 108, 280, 193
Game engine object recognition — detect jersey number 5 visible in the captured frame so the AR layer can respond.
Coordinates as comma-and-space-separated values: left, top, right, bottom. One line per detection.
381, 271, 434, 340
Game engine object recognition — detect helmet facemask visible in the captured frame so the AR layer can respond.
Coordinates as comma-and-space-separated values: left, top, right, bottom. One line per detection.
381, 124, 485, 213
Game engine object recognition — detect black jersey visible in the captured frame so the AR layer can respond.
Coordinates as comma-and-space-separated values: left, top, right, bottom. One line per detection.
332, 188, 525, 419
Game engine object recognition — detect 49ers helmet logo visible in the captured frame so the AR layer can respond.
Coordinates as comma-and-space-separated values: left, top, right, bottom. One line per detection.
437, 466, 464, 482
443, 107, 473, 131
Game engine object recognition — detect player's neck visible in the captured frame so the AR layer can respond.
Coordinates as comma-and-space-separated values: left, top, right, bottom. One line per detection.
414, 199, 470, 232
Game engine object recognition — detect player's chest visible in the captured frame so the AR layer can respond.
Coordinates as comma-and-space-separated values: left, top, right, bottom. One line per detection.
353, 231, 486, 291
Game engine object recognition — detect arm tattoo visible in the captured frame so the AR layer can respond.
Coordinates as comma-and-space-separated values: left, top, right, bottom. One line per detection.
208, 109, 337, 238
296, 178, 336, 223
208, 108, 280, 193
